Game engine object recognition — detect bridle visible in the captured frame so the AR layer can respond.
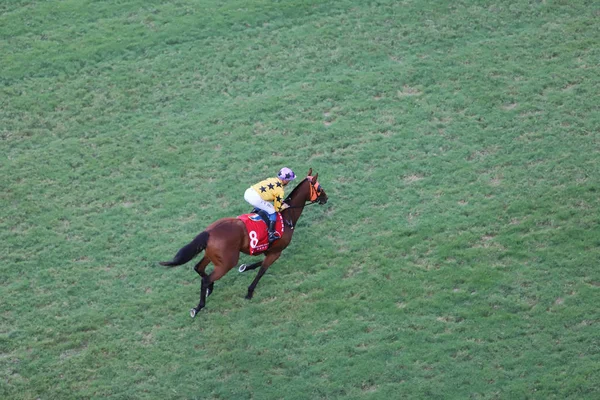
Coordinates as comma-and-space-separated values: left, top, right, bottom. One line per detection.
307, 176, 324, 203
284, 177, 324, 210
281, 177, 325, 230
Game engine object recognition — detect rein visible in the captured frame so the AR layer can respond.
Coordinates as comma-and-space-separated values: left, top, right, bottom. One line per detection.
284, 201, 319, 210
282, 201, 318, 229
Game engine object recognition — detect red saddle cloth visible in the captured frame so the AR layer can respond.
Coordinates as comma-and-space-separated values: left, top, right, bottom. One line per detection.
237, 213, 284, 255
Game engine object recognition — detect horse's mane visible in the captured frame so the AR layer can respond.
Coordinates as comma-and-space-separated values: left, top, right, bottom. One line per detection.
284, 178, 308, 203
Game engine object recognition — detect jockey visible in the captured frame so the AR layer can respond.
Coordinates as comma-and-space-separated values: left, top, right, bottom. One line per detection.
244, 167, 296, 243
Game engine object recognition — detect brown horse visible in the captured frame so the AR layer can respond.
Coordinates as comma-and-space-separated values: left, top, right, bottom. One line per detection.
160, 168, 328, 317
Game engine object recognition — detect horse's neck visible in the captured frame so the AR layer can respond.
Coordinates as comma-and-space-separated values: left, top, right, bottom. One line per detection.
285, 184, 309, 225
287, 203, 305, 226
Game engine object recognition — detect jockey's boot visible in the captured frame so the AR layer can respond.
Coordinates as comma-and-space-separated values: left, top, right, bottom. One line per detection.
267, 218, 280, 243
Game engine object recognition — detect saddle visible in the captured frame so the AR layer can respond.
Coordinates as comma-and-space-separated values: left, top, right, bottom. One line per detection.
237, 210, 285, 255
251, 208, 271, 226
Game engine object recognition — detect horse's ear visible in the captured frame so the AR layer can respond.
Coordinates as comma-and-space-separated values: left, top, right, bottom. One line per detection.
307, 168, 313, 177
313, 172, 319, 182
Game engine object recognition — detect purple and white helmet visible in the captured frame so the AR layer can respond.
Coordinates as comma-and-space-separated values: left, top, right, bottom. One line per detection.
277, 167, 296, 181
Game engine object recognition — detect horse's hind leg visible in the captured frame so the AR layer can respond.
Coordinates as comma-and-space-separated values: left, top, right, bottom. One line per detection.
190, 255, 238, 318
193, 256, 210, 278
194, 257, 214, 296
189, 257, 212, 318
190, 276, 211, 318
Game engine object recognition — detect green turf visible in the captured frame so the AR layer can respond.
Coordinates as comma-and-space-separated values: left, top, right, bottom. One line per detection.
2, 0, 599, 398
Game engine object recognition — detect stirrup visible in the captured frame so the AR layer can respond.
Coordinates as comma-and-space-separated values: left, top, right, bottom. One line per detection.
268, 231, 281, 243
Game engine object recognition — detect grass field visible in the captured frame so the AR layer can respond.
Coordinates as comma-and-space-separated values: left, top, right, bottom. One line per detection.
2, 0, 599, 398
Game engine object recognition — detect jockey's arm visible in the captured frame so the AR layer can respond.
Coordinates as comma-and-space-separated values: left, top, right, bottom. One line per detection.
273, 190, 285, 211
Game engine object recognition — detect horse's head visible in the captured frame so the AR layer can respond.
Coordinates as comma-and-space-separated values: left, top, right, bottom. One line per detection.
284, 168, 328, 208
306, 169, 328, 205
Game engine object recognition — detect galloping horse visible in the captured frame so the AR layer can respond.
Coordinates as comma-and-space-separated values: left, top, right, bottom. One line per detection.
160, 168, 328, 317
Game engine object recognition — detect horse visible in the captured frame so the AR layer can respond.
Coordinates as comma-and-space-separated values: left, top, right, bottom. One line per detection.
159, 168, 328, 317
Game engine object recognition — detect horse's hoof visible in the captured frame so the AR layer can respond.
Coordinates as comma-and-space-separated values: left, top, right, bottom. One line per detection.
190, 308, 197, 318
239, 264, 247, 273
245, 294, 253, 300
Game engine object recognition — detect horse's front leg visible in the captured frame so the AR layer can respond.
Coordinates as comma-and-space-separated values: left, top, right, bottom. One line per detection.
239, 261, 262, 273
246, 252, 281, 300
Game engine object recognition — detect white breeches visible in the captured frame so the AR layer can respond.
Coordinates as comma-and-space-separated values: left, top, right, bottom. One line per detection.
244, 188, 276, 214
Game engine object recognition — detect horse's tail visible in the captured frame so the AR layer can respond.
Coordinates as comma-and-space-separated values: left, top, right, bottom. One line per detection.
159, 231, 210, 267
